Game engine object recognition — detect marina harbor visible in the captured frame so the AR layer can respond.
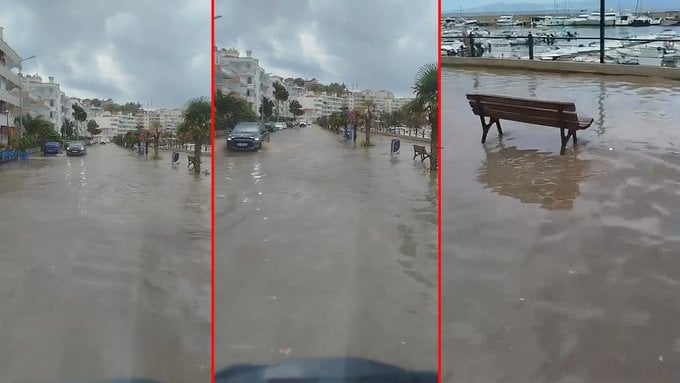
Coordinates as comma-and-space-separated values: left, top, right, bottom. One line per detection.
442, 9, 680, 66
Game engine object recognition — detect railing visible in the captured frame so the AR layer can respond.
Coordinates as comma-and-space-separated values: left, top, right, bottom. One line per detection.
0, 149, 29, 162
443, 33, 680, 64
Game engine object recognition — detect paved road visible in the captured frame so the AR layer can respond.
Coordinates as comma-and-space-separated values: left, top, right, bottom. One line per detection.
0, 145, 210, 382
215, 127, 437, 373
442, 68, 680, 383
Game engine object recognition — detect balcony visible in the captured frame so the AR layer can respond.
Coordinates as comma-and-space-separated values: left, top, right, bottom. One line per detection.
443, 65, 680, 383
0, 65, 20, 89
0, 40, 21, 68
0, 88, 20, 107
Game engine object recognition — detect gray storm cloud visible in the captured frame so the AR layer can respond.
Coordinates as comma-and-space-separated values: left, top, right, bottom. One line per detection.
215, 0, 437, 98
0, 0, 209, 108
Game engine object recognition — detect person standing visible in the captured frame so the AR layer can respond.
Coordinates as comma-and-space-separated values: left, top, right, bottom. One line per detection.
352, 124, 357, 143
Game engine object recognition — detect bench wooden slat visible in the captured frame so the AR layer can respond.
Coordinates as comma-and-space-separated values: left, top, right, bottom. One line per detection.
413, 144, 430, 161
469, 101, 580, 122
471, 106, 584, 130
467, 93, 577, 112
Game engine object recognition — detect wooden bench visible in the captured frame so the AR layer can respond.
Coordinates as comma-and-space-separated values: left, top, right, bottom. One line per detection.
413, 145, 431, 161
466, 93, 594, 155
187, 155, 202, 168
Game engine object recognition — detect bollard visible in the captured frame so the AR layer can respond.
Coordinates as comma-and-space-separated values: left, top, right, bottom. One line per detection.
528, 33, 534, 60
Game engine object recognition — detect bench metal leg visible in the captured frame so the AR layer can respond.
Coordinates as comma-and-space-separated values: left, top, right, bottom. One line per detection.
480, 116, 493, 143
495, 119, 503, 136
560, 128, 577, 155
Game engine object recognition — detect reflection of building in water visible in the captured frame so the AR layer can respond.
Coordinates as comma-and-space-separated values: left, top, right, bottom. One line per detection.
478, 145, 591, 210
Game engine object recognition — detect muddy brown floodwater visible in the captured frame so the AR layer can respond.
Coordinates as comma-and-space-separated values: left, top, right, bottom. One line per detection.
0, 145, 210, 382
443, 67, 680, 383
215, 127, 437, 375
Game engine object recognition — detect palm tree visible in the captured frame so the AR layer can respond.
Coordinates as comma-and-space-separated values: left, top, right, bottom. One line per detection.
178, 97, 210, 174
357, 99, 375, 145
410, 63, 437, 171
150, 121, 163, 159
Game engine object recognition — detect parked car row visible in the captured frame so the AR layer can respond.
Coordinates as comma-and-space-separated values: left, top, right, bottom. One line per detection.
42, 141, 88, 156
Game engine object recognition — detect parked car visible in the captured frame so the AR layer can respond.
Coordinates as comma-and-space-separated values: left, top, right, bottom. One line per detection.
43, 141, 62, 155
274, 122, 285, 131
66, 141, 87, 156
264, 122, 274, 132
299, 122, 307, 127
227, 122, 269, 151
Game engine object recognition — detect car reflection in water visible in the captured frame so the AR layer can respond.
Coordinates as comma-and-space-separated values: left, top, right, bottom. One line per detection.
215, 357, 437, 383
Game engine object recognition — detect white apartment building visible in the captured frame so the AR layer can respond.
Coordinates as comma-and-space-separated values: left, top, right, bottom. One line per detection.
0, 27, 22, 141
142, 108, 183, 133
21, 74, 68, 132
215, 47, 270, 116
93, 111, 140, 138
298, 92, 346, 120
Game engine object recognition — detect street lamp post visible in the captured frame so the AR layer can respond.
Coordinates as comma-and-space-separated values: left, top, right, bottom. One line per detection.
18, 55, 37, 136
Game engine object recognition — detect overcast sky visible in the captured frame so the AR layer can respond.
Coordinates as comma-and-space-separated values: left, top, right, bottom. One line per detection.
0, 0, 209, 108
215, 0, 437, 98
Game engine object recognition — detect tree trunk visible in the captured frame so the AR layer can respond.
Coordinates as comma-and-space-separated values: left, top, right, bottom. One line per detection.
154, 134, 159, 159
365, 111, 372, 145
193, 135, 202, 174
429, 110, 438, 171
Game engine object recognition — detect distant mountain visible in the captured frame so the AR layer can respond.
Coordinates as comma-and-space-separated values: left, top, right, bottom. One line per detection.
444, 0, 679, 15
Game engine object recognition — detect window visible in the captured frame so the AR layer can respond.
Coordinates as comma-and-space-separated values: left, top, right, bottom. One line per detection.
50, 100, 55, 107
247, 77, 252, 84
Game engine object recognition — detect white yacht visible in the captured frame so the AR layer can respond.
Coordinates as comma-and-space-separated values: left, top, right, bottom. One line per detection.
496, 15, 514, 27
586, 12, 617, 26
616, 12, 634, 26
534, 16, 569, 27
569, 14, 591, 25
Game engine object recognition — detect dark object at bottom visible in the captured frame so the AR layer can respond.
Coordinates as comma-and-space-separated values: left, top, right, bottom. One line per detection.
215, 357, 436, 383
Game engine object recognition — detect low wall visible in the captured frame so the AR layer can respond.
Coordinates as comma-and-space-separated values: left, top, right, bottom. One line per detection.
442, 56, 680, 81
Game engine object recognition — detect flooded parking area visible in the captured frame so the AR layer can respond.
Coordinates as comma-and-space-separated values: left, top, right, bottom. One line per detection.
442, 67, 680, 383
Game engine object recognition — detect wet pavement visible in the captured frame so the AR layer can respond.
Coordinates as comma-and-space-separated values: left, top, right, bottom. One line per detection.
0, 145, 210, 382
215, 127, 437, 373
442, 67, 680, 383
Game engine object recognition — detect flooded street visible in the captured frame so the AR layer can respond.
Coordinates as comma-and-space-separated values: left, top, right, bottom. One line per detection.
442, 67, 680, 383
215, 127, 436, 373
0, 145, 210, 382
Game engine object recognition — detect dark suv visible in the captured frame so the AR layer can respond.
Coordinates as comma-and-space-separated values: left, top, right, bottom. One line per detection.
227, 122, 269, 151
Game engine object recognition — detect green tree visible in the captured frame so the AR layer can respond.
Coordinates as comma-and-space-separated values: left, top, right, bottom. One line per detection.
272, 82, 289, 120
72, 104, 87, 139
289, 99, 304, 118
408, 63, 438, 171
215, 90, 257, 131
86, 120, 101, 138
178, 97, 210, 174
18, 114, 60, 147
259, 96, 274, 120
